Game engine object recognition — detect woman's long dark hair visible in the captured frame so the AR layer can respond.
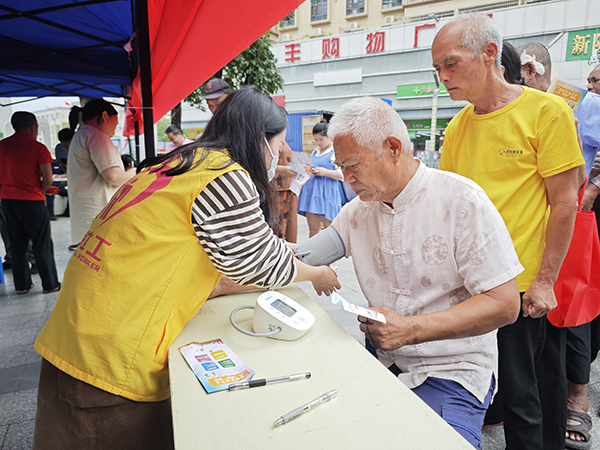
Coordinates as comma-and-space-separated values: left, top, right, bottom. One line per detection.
138, 86, 288, 223
501, 41, 528, 86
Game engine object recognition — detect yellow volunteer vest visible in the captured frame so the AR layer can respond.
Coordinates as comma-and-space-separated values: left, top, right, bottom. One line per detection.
35, 150, 243, 402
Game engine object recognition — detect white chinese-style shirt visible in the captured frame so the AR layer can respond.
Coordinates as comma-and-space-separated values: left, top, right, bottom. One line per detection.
332, 161, 523, 402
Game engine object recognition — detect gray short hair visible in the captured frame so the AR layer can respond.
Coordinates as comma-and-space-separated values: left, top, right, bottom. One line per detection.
165, 124, 183, 135
448, 13, 503, 70
328, 97, 411, 156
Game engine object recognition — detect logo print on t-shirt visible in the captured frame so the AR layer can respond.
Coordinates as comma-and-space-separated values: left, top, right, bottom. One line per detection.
498, 148, 524, 157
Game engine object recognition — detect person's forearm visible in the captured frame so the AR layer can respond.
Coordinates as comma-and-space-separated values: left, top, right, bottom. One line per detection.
208, 276, 262, 299
317, 168, 343, 180
41, 178, 53, 193
406, 280, 519, 345
228, 256, 322, 286
293, 259, 325, 282
535, 200, 578, 285
40, 164, 53, 193
101, 166, 135, 186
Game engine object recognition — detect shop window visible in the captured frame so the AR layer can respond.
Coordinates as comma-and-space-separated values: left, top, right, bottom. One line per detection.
346, 0, 365, 16
382, 0, 402, 9
311, 0, 328, 22
281, 10, 296, 27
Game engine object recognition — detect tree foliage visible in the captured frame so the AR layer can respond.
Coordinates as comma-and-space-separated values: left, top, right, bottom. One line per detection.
186, 33, 284, 110
157, 118, 169, 142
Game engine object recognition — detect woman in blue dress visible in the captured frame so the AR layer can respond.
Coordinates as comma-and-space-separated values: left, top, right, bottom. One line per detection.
298, 123, 344, 237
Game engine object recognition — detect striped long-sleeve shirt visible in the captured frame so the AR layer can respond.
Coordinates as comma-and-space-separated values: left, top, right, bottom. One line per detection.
191, 169, 297, 288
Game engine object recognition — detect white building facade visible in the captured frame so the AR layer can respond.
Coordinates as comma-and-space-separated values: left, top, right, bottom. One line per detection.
271, 0, 600, 154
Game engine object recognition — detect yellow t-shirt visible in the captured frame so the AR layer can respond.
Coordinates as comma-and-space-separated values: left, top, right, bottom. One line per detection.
439, 87, 583, 292
35, 150, 242, 402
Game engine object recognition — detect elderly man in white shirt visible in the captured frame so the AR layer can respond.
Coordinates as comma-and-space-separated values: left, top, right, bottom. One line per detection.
165, 124, 193, 153
324, 97, 522, 449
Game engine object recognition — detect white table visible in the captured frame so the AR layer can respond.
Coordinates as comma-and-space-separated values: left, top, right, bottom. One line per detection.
168, 285, 471, 449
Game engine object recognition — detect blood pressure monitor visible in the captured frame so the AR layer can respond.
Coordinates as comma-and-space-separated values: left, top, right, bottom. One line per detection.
229, 291, 315, 341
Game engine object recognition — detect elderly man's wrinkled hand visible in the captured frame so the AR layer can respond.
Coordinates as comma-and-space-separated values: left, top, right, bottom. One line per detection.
590, 151, 600, 179
581, 187, 599, 211
311, 266, 340, 296
358, 306, 412, 351
522, 279, 557, 318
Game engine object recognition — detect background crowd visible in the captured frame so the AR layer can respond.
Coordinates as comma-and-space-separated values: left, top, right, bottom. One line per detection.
0, 12, 599, 450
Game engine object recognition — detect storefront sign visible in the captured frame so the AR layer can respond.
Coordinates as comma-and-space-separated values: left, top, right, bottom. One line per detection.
397, 83, 448, 98
280, 30, 388, 64
566, 28, 600, 61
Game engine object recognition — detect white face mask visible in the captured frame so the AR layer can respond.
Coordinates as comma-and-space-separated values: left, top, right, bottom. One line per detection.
265, 137, 278, 181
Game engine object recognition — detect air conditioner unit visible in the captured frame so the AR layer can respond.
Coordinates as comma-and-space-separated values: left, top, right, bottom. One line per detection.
385, 16, 394, 24
348, 21, 359, 30
282, 33, 291, 41
313, 27, 322, 35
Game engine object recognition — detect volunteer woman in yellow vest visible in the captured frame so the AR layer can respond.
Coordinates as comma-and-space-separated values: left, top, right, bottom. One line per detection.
32, 86, 340, 449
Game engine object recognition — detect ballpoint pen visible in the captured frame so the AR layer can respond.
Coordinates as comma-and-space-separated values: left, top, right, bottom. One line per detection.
273, 389, 338, 426
228, 372, 311, 390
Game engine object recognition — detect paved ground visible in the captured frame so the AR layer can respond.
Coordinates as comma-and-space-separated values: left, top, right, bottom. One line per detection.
1, 214, 600, 449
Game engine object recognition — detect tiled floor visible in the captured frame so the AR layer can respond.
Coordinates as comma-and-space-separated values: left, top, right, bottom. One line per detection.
1, 215, 600, 449
0, 213, 70, 450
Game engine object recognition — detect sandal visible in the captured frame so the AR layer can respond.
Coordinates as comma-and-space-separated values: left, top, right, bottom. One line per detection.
43, 283, 61, 294
16, 284, 34, 295
565, 410, 592, 450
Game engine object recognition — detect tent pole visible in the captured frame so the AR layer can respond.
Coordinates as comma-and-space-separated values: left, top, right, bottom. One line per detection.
135, 0, 155, 158
134, 122, 140, 164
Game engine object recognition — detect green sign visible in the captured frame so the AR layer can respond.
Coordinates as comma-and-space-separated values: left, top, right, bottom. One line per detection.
404, 119, 450, 130
566, 28, 600, 61
397, 83, 448, 98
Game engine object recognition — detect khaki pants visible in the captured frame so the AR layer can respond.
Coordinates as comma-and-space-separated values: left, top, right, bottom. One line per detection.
33, 359, 174, 450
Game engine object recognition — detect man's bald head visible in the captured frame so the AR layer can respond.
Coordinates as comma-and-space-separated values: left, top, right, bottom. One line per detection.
516, 41, 552, 91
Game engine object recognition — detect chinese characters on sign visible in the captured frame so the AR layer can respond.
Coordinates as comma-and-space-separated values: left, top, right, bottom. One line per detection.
322, 38, 340, 59
566, 28, 600, 61
572, 34, 591, 56
415, 86, 435, 95
396, 83, 449, 98
366, 31, 385, 54
414, 23, 436, 48
283, 33, 387, 63
285, 43, 301, 63
553, 86, 583, 103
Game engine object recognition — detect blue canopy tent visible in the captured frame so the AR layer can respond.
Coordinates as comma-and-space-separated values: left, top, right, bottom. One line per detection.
0, 0, 136, 101
0, 0, 303, 157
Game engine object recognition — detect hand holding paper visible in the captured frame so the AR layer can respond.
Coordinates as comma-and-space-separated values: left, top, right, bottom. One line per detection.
331, 292, 386, 323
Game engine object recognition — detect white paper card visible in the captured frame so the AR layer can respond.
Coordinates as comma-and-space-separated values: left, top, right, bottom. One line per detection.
331, 292, 387, 323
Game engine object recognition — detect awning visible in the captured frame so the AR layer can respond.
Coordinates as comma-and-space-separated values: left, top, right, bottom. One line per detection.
0, 0, 135, 100
0, 0, 303, 156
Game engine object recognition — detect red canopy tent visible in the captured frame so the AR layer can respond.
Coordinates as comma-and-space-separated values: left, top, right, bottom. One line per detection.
125, 0, 303, 157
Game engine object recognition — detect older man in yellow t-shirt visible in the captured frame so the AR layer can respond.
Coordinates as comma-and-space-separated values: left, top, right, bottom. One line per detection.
432, 13, 585, 450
